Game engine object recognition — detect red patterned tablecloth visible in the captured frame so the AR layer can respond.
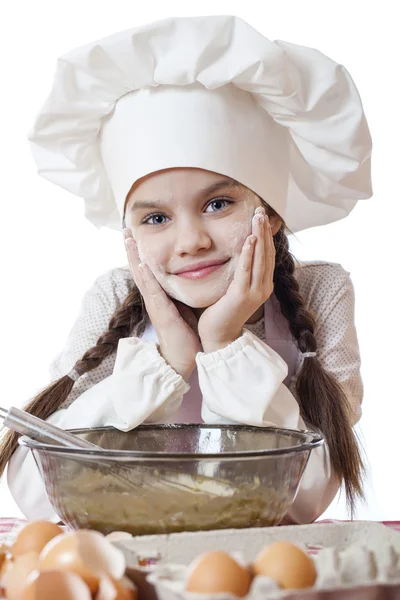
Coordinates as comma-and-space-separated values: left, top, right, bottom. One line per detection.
0, 518, 28, 546
0, 517, 399, 547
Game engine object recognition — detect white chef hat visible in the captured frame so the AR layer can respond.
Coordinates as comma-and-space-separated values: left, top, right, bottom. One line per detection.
28, 15, 372, 233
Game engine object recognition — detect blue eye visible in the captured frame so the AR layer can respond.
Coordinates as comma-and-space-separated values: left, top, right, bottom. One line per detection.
142, 213, 169, 226
205, 198, 232, 213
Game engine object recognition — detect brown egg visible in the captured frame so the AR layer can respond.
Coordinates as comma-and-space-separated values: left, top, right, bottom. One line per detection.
0, 554, 13, 595
95, 575, 138, 600
0, 557, 13, 598
0, 545, 11, 592
186, 551, 252, 597
11, 521, 63, 558
3, 552, 39, 600
39, 530, 126, 595
0, 544, 9, 569
253, 541, 317, 589
22, 569, 92, 600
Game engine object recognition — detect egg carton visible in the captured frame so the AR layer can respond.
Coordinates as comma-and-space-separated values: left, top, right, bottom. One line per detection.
112, 521, 400, 600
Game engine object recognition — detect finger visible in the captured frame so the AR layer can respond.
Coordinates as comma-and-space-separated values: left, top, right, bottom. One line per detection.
123, 231, 181, 326
124, 234, 140, 276
138, 262, 180, 321
263, 214, 276, 289
123, 228, 138, 261
123, 227, 132, 241
251, 210, 265, 288
233, 234, 256, 292
124, 235, 146, 292
123, 233, 169, 312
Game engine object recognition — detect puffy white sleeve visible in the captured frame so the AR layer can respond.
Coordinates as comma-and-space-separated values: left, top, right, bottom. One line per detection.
197, 330, 302, 428
7, 268, 189, 520
196, 266, 363, 524
7, 337, 189, 520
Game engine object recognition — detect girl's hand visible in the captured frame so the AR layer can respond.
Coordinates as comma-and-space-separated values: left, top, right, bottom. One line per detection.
198, 207, 275, 352
124, 229, 201, 381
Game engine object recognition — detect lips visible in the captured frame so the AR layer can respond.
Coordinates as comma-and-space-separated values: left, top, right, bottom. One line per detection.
171, 259, 230, 281
173, 259, 229, 275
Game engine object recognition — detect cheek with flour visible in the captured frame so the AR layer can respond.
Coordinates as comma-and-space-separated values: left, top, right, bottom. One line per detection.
136, 238, 195, 306
158, 273, 196, 306
196, 201, 255, 301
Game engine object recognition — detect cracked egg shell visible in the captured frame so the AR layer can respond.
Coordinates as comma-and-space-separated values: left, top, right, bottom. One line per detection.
39, 530, 126, 594
3, 552, 39, 600
22, 569, 92, 600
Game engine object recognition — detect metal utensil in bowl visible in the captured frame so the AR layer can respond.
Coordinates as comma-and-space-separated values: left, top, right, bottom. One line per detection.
19, 424, 323, 535
0, 405, 151, 490
1, 405, 240, 497
0, 405, 99, 449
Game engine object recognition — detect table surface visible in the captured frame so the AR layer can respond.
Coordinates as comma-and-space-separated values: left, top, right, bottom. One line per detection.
1, 517, 400, 547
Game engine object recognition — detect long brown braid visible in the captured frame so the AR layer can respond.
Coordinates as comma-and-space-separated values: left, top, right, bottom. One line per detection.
0, 215, 365, 516
0, 284, 148, 477
271, 215, 365, 516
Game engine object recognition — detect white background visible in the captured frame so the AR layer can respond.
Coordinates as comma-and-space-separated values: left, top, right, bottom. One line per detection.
0, 1, 399, 519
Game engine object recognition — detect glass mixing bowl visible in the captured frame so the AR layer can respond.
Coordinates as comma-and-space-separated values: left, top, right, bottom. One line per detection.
19, 424, 323, 535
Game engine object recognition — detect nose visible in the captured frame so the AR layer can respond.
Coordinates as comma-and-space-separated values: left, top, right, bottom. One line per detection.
174, 219, 212, 256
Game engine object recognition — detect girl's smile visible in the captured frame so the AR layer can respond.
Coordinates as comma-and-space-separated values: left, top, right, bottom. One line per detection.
172, 258, 230, 280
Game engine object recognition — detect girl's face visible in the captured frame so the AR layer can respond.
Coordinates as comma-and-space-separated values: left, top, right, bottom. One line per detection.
124, 168, 274, 308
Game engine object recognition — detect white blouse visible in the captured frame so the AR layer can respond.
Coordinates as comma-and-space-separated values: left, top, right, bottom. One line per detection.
7, 260, 363, 524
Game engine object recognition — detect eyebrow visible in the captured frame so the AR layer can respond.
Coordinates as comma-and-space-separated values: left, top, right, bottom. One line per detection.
127, 178, 238, 213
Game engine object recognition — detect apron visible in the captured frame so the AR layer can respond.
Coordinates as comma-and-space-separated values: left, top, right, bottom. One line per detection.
141, 294, 299, 423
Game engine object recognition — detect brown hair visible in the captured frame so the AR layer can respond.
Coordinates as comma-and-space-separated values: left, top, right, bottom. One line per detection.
0, 212, 364, 516
270, 210, 365, 516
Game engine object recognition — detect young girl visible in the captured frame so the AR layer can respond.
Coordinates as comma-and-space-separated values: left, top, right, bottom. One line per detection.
0, 15, 372, 525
